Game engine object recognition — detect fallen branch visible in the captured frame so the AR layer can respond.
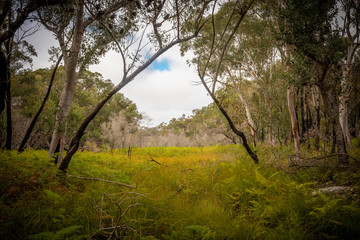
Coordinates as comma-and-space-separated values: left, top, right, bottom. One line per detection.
312, 186, 353, 196
150, 157, 169, 167
288, 153, 360, 169
181, 168, 194, 172
66, 175, 135, 188
297, 153, 360, 163
171, 186, 183, 199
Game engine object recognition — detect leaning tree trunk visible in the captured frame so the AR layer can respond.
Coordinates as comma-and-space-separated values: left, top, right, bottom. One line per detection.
59, 35, 205, 172
18, 55, 62, 152
200, 76, 259, 165
287, 86, 301, 159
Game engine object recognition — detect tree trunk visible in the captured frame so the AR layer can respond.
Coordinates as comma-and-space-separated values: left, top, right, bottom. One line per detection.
4, 38, 11, 150
19, 55, 62, 152
287, 86, 301, 159
315, 62, 348, 164
235, 89, 257, 147
48, 2, 85, 162
318, 84, 348, 164
58, 33, 204, 171
201, 77, 259, 165
331, 121, 336, 154
300, 88, 306, 140
339, 64, 351, 145
327, 89, 348, 164
311, 85, 320, 150
0, 51, 7, 116
5, 70, 11, 150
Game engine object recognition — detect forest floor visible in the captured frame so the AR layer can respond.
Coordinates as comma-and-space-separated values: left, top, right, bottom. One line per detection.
1, 144, 360, 239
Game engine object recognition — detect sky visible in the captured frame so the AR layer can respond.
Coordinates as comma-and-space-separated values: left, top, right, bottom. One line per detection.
25, 26, 212, 127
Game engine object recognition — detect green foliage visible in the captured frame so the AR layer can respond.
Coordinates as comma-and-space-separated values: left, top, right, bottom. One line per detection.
7, 67, 142, 149
1, 146, 360, 239
28, 225, 83, 240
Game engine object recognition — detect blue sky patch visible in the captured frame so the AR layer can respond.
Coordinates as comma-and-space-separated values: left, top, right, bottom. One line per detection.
152, 59, 170, 71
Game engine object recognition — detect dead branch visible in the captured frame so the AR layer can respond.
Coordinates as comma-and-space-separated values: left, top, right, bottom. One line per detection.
292, 153, 359, 163
150, 157, 169, 167
171, 186, 183, 199
288, 153, 360, 169
181, 168, 194, 172
66, 175, 135, 188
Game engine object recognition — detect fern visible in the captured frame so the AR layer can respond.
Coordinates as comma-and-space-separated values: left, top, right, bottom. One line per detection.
28, 225, 83, 240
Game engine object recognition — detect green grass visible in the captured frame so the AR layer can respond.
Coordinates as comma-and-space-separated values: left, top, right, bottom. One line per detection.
0, 145, 359, 239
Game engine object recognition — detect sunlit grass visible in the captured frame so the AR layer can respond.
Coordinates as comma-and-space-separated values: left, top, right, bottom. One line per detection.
0, 145, 359, 239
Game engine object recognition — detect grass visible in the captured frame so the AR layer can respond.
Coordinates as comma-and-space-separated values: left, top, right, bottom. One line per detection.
0, 145, 359, 239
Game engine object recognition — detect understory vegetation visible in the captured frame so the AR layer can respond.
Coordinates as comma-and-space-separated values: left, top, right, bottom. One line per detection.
1, 145, 360, 239
1, 0, 360, 239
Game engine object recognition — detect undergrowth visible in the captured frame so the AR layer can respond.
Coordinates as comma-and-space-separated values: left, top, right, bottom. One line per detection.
0, 145, 359, 239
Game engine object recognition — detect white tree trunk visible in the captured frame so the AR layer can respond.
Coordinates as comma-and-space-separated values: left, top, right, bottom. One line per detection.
339, 63, 352, 145
287, 86, 301, 159
235, 90, 257, 146
48, 2, 85, 161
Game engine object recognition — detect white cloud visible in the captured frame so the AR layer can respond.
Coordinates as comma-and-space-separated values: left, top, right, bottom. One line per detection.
26, 25, 212, 127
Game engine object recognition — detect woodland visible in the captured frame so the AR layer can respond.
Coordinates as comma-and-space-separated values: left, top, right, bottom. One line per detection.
1, 0, 360, 239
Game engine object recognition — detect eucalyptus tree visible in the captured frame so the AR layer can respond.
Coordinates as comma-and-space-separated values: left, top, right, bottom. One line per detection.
0, 0, 67, 149
338, 0, 360, 145
58, 0, 213, 172
37, 0, 134, 163
182, 0, 259, 163
0, 0, 66, 116
278, 0, 350, 164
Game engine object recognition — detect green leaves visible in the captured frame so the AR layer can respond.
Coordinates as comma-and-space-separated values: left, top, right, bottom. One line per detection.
28, 225, 83, 240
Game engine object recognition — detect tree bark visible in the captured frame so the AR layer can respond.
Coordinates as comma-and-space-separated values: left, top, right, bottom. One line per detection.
235, 89, 257, 147
48, 2, 86, 163
287, 86, 301, 159
316, 65, 348, 165
339, 64, 352, 145
0, 51, 7, 116
311, 85, 320, 150
5, 69, 11, 150
4, 37, 11, 150
200, 75, 259, 165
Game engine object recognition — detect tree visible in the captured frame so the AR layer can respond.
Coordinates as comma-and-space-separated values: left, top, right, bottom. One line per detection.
57, 0, 212, 172
338, 0, 360, 145
278, 0, 350, 164
183, 0, 259, 163
37, 0, 131, 163
0, 1, 67, 149
18, 55, 63, 152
